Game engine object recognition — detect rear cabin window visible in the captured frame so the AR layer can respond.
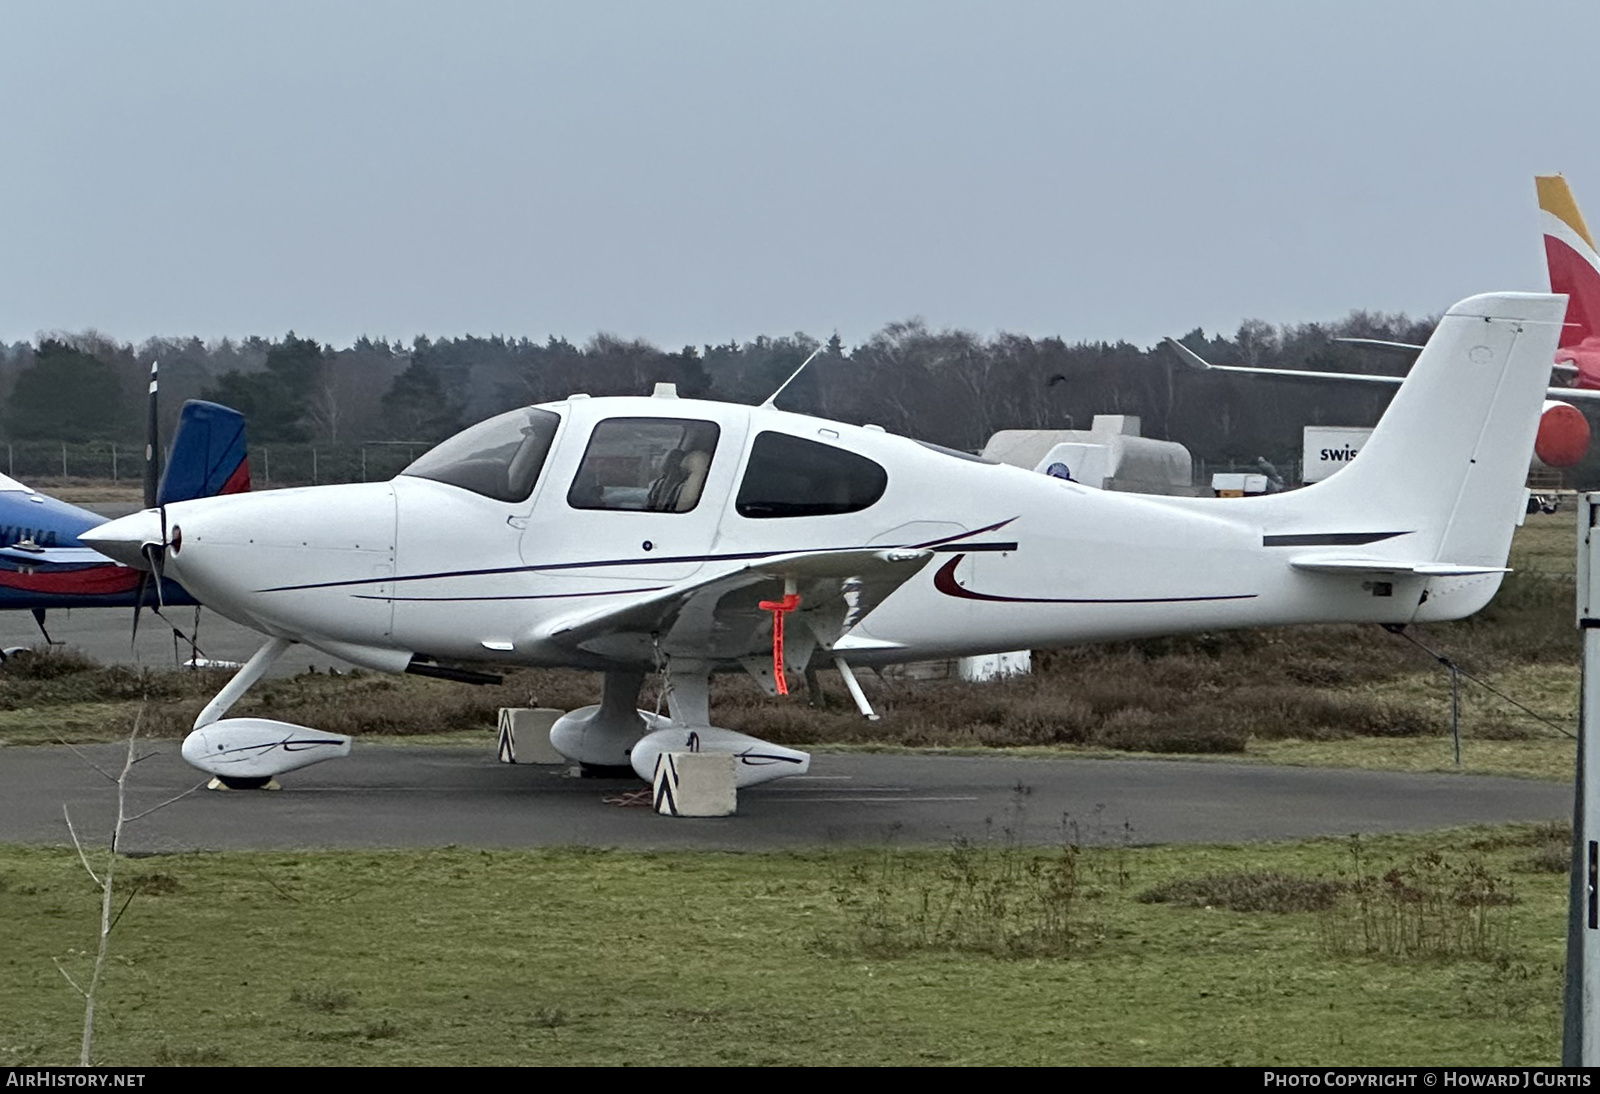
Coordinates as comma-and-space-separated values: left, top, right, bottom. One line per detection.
567, 417, 721, 512
402, 407, 561, 503
736, 431, 887, 518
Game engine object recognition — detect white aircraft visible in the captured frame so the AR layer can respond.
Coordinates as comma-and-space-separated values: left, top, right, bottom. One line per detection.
85, 292, 1564, 790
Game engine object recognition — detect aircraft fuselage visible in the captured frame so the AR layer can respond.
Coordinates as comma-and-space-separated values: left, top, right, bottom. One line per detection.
130, 393, 1481, 673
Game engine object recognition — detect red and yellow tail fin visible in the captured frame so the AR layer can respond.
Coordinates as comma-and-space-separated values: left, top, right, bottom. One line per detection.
1536, 175, 1600, 354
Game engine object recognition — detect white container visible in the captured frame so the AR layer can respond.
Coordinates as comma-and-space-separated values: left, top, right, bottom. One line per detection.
1302, 426, 1373, 484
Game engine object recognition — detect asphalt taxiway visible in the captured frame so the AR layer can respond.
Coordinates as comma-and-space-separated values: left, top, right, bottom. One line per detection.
0, 557, 1575, 854
0, 742, 1571, 852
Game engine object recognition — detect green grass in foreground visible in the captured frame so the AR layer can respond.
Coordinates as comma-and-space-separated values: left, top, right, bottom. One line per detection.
0, 827, 1571, 1066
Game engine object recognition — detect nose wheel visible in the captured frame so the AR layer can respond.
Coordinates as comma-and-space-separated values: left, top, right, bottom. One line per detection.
183, 637, 354, 787
207, 775, 278, 791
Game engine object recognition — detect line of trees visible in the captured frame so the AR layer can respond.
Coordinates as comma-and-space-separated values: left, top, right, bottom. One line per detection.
4, 308, 1574, 483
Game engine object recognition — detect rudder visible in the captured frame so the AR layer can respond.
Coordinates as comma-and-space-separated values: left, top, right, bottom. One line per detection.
157, 400, 250, 505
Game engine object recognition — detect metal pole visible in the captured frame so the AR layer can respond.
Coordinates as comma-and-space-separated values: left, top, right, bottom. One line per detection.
61, 443, 67, 479
111, 444, 117, 484
1566, 492, 1600, 1064
361, 446, 367, 482
312, 448, 318, 485
263, 448, 270, 486
1451, 664, 1461, 766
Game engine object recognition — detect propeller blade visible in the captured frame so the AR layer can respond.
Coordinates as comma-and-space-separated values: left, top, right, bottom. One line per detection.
30, 607, 55, 646
143, 361, 160, 510
131, 572, 148, 646
145, 548, 167, 611
137, 504, 169, 612
120, 494, 166, 650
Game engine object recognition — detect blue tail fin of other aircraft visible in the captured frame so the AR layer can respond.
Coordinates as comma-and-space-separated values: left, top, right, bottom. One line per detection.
157, 401, 251, 505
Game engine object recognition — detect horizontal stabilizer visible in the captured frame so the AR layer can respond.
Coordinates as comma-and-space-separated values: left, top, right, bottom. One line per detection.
1290, 557, 1510, 577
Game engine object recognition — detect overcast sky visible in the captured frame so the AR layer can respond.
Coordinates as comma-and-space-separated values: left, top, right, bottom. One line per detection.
3, 1, 1597, 353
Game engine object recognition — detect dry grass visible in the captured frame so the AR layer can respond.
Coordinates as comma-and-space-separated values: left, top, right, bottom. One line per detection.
1321, 844, 1519, 962
1139, 872, 1347, 913
0, 649, 601, 742
19, 480, 144, 505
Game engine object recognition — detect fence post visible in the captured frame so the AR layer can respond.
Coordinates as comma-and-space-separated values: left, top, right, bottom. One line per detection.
361, 447, 367, 482
263, 448, 270, 486
312, 448, 318, 485
61, 443, 67, 479
111, 444, 118, 484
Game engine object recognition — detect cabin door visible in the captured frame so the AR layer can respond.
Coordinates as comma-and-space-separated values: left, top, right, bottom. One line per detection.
522, 412, 748, 589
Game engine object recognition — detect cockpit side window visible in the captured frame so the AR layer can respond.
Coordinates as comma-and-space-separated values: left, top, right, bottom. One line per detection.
401, 407, 561, 503
736, 431, 887, 518
567, 417, 721, 513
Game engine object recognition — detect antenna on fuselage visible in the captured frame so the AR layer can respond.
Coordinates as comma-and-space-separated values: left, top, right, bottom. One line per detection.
760, 344, 828, 409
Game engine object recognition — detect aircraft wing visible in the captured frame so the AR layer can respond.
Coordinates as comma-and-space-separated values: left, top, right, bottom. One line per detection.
539, 547, 933, 663
0, 545, 118, 567
1164, 335, 1600, 401
1546, 385, 1600, 401
1163, 337, 1407, 385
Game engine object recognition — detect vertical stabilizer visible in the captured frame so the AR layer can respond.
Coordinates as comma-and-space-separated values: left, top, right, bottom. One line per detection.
1258, 293, 1565, 583
157, 401, 251, 505
1537, 175, 1600, 357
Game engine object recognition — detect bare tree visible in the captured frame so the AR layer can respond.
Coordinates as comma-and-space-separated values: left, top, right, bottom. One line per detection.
55, 710, 201, 1065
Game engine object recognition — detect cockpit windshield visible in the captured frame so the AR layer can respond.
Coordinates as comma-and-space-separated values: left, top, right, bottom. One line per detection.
401, 407, 561, 503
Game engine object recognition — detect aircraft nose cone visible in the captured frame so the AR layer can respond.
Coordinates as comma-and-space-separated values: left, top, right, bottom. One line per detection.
81, 509, 164, 569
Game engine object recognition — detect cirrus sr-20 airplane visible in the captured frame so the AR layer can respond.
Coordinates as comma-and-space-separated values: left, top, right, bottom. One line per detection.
84, 292, 1566, 792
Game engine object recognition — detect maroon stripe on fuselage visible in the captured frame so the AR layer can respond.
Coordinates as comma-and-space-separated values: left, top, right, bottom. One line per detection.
932, 555, 1255, 605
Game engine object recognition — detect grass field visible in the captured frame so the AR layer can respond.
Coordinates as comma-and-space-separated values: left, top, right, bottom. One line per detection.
0, 825, 1573, 1067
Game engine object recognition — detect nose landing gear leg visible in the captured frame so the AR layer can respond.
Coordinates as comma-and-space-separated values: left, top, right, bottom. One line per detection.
184, 637, 351, 791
